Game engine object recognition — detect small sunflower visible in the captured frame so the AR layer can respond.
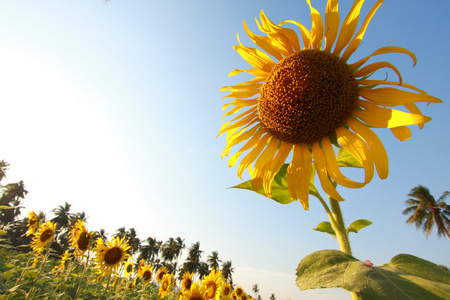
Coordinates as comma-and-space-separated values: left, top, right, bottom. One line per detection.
181, 271, 194, 293
123, 258, 135, 277
26, 211, 39, 236
69, 220, 92, 259
158, 273, 174, 299
138, 264, 154, 284
156, 266, 169, 283
220, 282, 233, 299
31, 221, 57, 252
94, 236, 131, 277
52, 249, 71, 274
202, 268, 224, 300
233, 286, 245, 299
219, 0, 442, 208
179, 282, 208, 300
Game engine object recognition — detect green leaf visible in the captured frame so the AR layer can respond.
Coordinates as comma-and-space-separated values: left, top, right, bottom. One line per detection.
313, 221, 336, 237
336, 147, 363, 168
347, 219, 372, 234
296, 250, 450, 300
231, 164, 320, 205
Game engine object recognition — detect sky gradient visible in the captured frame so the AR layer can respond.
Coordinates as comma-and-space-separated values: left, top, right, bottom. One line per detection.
0, 1, 448, 299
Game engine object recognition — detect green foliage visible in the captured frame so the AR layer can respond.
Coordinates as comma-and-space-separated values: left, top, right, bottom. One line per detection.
313, 222, 335, 237
232, 164, 320, 204
296, 250, 450, 300
347, 219, 372, 234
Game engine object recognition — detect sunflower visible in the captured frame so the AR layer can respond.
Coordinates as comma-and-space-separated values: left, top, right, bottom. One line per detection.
156, 266, 169, 283
181, 271, 194, 293
179, 282, 208, 300
138, 263, 154, 284
31, 221, 57, 252
158, 273, 174, 299
26, 211, 39, 236
233, 286, 245, 299
69, 220, 92, 259
123, 258, 135, 277
202, 268, 224, 300
52, 249, 71, 274
94, 236, 131, 277
219, 0, 442, 209
220, 282, 233, 299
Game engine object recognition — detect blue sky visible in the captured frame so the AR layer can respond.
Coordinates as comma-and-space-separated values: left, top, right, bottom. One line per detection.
0, 1, 448, 299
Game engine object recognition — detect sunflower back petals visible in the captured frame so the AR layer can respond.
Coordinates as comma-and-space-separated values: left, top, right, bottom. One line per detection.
353, 61, 403, 83
391, 126, 412, 141
350, 46, 417, 71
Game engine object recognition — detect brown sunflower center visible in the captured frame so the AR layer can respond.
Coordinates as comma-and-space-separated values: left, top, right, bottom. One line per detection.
143, 270, 152, 281
40, 229, 53, 242
77, 232, 90, 251
258, 49, 358, 144
191, 293, 203, 300
104, 247, 123, 265
223, 286, 231, 295
205, 281, 217, 299
183, 278, 192, 290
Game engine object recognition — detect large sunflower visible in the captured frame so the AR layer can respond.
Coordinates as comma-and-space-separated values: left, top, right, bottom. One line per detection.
69, 220, 92, 259
180, 282, 208, 300
219, 0, 442, 209
202, 268, 224, 300
94, 236, 131, 277
31, 221, 57, 252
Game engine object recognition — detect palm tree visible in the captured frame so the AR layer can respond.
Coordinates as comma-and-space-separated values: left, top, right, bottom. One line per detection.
0, 160, 9, 182
0, 181, 28, 226
252, 284, 260, 299
269, 293, 276, 300
114, 227, 127, 239
51, 202, 73, 233
402, 185, 450, 238
126, 228, 140, 255
221, 260, 234, 285
207, 251, 222, 271
197, 262, 209, 279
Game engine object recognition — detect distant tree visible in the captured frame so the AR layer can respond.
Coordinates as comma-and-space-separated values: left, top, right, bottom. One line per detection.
0, 180, 28, 226
221, 260, 234, 285
402, 185, 450, 238
252, 284, 260, 299
114, 226, 127, 239
270, 293, 276, 300
197, 261, 209, 279
126, 228, 140, 255
51, 202, 73, 234
207, 251, 222, 271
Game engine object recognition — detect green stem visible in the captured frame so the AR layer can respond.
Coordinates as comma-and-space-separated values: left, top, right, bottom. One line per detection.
328, 197, 352, 255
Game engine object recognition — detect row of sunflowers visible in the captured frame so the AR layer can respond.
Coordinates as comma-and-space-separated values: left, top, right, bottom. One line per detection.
1, 212, 253, 300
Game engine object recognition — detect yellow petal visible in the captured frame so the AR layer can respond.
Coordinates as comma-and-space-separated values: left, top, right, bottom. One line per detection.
280, 20, 312, 50
263, 141, 292, 197
324, 0, 339, 52
243, 20, 284, 61
306, 0, 324, 50
404, 103, 425, 129
391, 126, 411, 141
218, 112, 257, 137
353, 61, 402, 84
258, 11, 296, 56
350, 46, 417, 70
333, 0, 365, 55
359, 87, 442, 107
237, 134, 271, 179
250, 138, 278, 190
233, 45, 276, 73
357, 80, 424, 94
228, 129, 264, 167
222, 125, 260, 158
341, 0, 384, 61
347, 118, 389, 179
336, 127, 374, 184
312, 142, 344, 201
354, 104, 432, 128
321, 137, 365, 188
287, 143, 312, 208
